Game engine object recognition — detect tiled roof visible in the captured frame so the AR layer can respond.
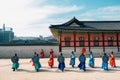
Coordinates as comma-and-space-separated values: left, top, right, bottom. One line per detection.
49, 17, 120, 30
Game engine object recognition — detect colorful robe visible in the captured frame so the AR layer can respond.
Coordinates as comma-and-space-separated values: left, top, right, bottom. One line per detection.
82, 47, 86, 56
32, 56, 41, 71
48, 59, 54, 67
58, 55, 65, 71
11, 55, 19, 70
88, 53, 94, 67
70, 53, 75, 67
40, 50, 45, 58
109, 53, 116, 67
48, 53, 54, 67
102, 55, 109, 70
78, 54, 86, 71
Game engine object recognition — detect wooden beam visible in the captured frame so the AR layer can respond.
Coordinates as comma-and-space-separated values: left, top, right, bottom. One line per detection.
74, 31, 76, 52
87, 32, 90, 52
59, 31, 62, 52
116, 32, 119, 52
102, 32, 105, 52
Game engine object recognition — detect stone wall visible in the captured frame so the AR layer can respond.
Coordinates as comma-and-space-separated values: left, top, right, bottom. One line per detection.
0, 46, 59, 58
0, 46, 120, 58
62, 47, 120, 57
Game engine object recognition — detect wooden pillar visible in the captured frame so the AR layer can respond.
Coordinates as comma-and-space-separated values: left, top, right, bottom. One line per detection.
102, 32, 105, 52
116, 32, 119, 52
59, 31, 62, 52
87, 32, 90, 52
74, 31, 76, 52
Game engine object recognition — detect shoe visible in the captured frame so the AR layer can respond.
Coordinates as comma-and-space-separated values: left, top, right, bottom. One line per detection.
72, 65, 74, 68
84, 69, 86, 72
36, 69, 39, 72
13, 68, 15, 71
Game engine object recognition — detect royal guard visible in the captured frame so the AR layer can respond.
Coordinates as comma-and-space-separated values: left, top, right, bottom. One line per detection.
40, 49, 45, 58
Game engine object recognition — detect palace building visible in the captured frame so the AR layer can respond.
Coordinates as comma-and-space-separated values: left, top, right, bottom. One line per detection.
49, 17, 120, 52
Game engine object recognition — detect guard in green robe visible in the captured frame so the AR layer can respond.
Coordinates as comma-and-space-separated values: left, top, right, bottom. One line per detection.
11, 53, 19, 71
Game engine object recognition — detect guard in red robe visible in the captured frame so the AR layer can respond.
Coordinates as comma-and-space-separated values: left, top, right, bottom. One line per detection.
82, 47, 86, 56
109, 51, 116, 67
40, 49, 45, 58
48, 49, 54, 68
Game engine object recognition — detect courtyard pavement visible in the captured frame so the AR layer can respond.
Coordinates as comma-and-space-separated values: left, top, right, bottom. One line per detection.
0, 58, 120, 80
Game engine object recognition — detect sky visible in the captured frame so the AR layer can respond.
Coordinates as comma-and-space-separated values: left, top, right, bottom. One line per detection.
0, 0, 120, 37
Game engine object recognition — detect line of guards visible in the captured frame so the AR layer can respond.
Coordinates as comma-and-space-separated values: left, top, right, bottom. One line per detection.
11, 49, 116, 72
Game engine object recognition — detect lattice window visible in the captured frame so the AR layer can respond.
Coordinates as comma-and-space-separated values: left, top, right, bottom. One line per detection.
79, 37, 84, 47
108, 36, 113, 46
64, 37, 71, 46
94, 36, 99, 46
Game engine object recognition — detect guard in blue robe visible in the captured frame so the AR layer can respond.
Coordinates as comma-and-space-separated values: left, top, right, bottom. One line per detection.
58, 53, 65, 72
70, 51, 75, 68
78, 53, 86, 71
88, 51, 94, 68
102, 53, 109, 70
11, 53, 19, 71
32, 54, 41, 72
